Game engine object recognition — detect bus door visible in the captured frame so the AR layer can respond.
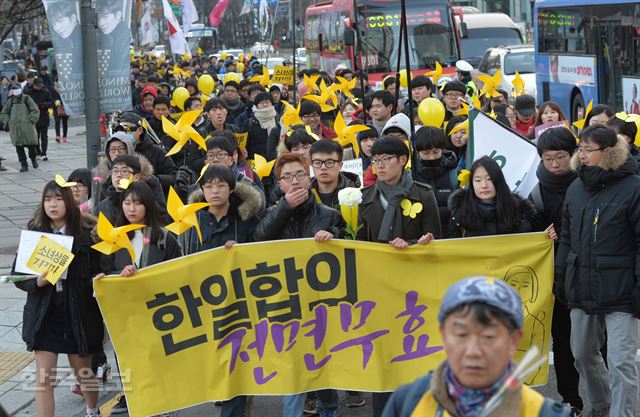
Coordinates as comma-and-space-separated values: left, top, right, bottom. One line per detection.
595, 21, 621, 110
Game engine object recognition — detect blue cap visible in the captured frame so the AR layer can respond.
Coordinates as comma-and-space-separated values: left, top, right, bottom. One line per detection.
438, 276, 523, 328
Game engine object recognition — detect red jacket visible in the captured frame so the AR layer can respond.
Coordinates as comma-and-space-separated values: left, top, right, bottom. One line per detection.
515, 118, 535, 137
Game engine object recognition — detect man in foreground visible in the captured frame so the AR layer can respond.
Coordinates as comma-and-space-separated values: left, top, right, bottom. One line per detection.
382, 276, 570, 417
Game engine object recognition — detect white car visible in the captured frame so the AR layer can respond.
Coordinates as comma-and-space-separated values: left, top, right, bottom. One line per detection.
221, 49, 244, 59
250, 42, 274, 56
258, 57, 285, 72
152, 45, 165, 58
477, 45, 536, 100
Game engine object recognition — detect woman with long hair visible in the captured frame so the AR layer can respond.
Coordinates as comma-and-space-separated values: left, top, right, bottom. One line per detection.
13, 180, 103, 417
448, 156, 555, 239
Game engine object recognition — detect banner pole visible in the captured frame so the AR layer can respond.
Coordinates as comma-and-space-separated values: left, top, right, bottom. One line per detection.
81, 0, 101, 169
400, 0, 415, 139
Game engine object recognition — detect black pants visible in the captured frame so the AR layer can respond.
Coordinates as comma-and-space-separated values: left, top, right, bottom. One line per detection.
36, 125, 48, 155
552, 300, 583, 409
54, 115, 68, 137
15, 145, 37, 166
372, 392, 392, 417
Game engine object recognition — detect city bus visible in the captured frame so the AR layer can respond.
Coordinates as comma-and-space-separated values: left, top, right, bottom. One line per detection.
304, 0, 462, 85
534, 0, 640, 122
186, 24, 219, 56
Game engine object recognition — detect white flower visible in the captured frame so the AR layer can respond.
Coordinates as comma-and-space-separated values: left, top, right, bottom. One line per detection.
337, 187, 362, 207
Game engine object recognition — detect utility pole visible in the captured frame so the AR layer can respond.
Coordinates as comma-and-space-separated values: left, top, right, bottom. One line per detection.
80, 0, 101, 169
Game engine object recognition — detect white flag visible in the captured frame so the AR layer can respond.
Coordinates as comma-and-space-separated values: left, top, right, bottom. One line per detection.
162, 0, 191, 56
468, 109, 540, 197
182, 0, 199, 35
140, 7, 154, 46
239, 0, 251, 16
258, 0, 269, 37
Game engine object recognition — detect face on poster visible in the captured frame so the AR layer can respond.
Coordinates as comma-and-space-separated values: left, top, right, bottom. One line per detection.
622, 77, 640, 115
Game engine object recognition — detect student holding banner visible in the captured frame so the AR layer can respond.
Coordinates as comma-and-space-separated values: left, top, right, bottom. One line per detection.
13, 180, 103, 417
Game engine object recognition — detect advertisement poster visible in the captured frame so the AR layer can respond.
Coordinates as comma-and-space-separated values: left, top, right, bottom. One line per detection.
550, 55, 596, 86
622, 77, 640, 115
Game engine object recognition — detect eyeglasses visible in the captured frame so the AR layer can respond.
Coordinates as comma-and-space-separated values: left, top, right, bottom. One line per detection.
371, 155, 399, 166
311, 159, 340, 169
112, 168, 133, 176
577, 146, 603, 154
109, 146, 128, 154
444, 93, 464, 99
206, 151, 229, 160
71, 184, 87, 191
301, 113, 321, 119
279, 171, 308, 182
118, 124, 138, 133
542, 153, 570, 164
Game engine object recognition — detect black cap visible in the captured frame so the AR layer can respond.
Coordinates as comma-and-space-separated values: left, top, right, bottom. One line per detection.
515, 94, 536, 117
119, 112, 144, 128
34, 78, 44, 86
442, 80, 466, 95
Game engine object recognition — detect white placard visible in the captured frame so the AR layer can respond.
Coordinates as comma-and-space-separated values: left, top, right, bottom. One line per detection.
310, 158, 364, 188
15, 230, 74, 275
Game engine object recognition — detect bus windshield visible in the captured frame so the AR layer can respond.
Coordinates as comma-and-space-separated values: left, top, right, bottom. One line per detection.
461, 28, 522, 57
359, 3, 456, 73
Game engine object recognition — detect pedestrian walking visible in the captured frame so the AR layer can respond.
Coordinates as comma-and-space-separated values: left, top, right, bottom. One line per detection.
0, 85, 40, 171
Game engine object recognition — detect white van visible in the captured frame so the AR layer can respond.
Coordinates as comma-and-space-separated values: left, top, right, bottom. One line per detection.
457, 13, 523, 68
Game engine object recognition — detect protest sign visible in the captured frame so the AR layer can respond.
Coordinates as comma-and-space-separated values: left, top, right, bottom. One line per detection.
534, 121, 569, 140
95, 233, 554, 416
15, 230, 74, 276
310, 158, 364, 187
271, 65, 295, 85
26, 236, 75, 284
235, 132, 248, 150
468, 109, 540, 197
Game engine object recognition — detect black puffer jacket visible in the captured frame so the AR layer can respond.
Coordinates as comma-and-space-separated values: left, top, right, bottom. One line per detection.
556, 139, 640, 315
412, 150, 459, 236
310, 171, 361, 210
14, 227, 103, 355
135, 134, 177, 190
448, 188, 539, 238
254, 193, 345, 241
27, 87, 53, 128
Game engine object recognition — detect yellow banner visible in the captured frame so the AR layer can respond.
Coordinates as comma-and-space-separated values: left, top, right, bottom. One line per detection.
94, 233, 553, 417
27, 236, 74, 284
271, 65, 295, 85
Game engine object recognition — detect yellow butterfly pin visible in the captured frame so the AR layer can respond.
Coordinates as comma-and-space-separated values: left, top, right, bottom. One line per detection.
401, 199, 423, 219
118, 175, 134, 190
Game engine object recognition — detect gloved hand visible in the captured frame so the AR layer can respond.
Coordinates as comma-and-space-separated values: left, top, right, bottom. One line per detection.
175, 165, 193, 200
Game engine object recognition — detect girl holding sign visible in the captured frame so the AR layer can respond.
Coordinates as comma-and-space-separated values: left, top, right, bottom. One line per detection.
13, 180, 103, 417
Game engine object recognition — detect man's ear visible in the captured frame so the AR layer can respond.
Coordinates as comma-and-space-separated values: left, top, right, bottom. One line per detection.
133, 173, 141, 182
399, 154, 408, 167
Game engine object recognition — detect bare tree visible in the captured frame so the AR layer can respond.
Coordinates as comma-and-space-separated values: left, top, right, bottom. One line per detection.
0, 0, 44, 43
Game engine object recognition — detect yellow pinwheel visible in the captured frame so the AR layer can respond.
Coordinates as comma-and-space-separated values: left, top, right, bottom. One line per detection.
334, 76, 358, 99
572, 100, 593, 131
303, 80, 337, 112
512, 71, 526, 96
250, 66, 271, 88
165, 186, 210, 244
459, 101, 469, 116
254, 154, 275, 180
281, 100, 303, 130
162, 110, 207, 157
92, 212, 145, 264
425, 61, 444, 86
195, 164, 210, 184
333, 111, 369, 157
180, 53, 191, 61
172, 64, 192, 79
449, 119, 469, 136
470, 93, 482, 110
303, 73, 320, 94
458, 169, 471, 188
304, 125, 320, 141
54, 175, 76, 188
477, 69, 503, 98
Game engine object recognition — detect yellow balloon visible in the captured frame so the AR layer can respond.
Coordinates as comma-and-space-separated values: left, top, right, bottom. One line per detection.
418, 97, 446, 128
398, 69, 413, 88
220, 52, 228, 60
197, 74, 214, 95
172, 87, 190, 111
237, 62, 245, 73
225, 73, 241, 85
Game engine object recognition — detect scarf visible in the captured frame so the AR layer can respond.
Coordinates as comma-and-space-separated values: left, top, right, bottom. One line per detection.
376, 171, 414, 242
371, 118, 387, 134
444, 361, 512, 417
224, 96, 244, 113
252, 105, 277, 135
535, 162, 576, 195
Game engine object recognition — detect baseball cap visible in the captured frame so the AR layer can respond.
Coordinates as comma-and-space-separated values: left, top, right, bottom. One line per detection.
515, 94, 536, 117
438, 276, 523, 328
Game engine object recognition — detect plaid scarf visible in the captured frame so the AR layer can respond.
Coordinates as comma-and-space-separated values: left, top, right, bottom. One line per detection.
444, 361, 512, 417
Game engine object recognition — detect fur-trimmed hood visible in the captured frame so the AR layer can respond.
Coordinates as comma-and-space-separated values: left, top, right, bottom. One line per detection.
570, 137, 629, 171
95, 153, 156, 183
187, 181, 263, 221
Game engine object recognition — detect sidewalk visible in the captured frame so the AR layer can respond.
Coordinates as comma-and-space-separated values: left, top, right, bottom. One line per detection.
0, 118, 95, 415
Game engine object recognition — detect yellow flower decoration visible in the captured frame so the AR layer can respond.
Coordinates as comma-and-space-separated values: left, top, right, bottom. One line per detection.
162, 109, 208, 157
401, 199, 423, 219
54, 175, 76, 188
303, 80, 337, 112
165, 186, 210, 244
458, 169, 471, 188
512, 71, 526, 96
572, 100, 593, 131
477, 69, 503, 98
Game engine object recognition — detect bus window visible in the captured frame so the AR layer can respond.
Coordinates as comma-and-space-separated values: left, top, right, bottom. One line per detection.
537, 8, 585, 54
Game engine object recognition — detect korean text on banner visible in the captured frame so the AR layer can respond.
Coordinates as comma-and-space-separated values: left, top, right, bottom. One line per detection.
95, 234, 553, 417
271, 65, 295, 85
15, 230, 74, 276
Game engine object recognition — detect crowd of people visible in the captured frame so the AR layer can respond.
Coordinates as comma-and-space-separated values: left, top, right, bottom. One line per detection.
6, 50, 640, 417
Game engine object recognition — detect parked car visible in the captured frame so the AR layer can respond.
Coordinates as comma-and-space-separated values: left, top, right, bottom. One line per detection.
250, 42, 274, 57
477, 45, 536, 100
152, 45, 166, 58
457, 13, 523, 68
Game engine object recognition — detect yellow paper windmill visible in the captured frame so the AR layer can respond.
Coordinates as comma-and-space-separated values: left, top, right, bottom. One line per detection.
425, 61, 444, 86
180, 53, 191, 61
250, 66, 271, 88
302, 74, 320, 94
512, 71, 526, 96
303, 80, 337, 112
162, 110, 208, 157
281, 101, 303, 130
54, 175, 76, 188
334, 76, 358, 99
572, 100, 593, 131
304, 125, 320, 141
91, 212, 145, 263
333, 111, 369, 157
477, 69, 503, 98
254, 154, 275, 180
165, 186, 210, 244
459, 101, 470, 116
449, 119, 469, 136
